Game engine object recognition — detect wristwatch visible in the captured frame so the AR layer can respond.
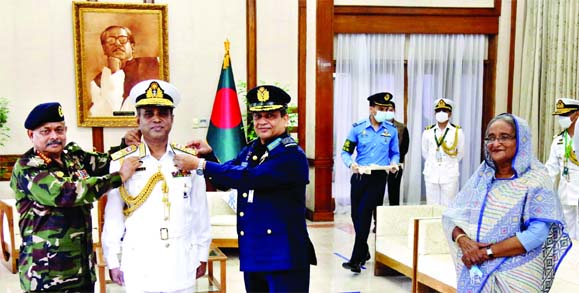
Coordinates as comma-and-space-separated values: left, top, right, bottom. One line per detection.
486, 246, 494, 259
196, 158, 205, 176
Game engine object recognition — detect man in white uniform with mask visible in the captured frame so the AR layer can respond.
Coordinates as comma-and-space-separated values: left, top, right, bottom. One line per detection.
545, 98, 579, 239
421, 98, 464, 206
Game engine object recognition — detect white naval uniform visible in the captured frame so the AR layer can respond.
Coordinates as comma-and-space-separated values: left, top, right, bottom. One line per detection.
421, 123, 464, 206
102, 142, 211, 292
545, 131, 579, 239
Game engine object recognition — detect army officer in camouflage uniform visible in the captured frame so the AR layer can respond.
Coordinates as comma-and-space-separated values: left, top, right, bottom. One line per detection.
10, 102, 139, 292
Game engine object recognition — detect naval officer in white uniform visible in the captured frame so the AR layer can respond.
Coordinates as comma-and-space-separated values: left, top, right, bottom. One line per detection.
421, 98, 464, 206
545, 98, 579, 239
102, 80, 211, 292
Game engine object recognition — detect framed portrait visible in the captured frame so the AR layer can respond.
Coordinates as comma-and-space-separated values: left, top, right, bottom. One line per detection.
72, 2, 169, 127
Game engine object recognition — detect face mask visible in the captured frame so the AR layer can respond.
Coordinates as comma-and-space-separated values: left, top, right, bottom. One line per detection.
374, 111, 388, 123
384, 111, 396, 121
435, 111, 449, 123
558, 116, 572, 129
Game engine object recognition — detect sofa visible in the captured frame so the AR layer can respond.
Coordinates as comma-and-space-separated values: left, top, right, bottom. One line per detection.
207, 191, 238, 248
374, 204, 456, 292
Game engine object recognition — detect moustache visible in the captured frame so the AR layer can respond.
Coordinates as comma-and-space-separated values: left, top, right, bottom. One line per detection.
46, 140, 63, 147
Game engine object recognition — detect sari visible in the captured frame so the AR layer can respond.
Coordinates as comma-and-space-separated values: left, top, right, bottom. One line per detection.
442, 114, 572, 292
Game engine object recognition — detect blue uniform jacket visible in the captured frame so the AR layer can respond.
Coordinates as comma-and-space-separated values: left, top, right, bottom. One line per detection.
341, 118, 400, 168
204, 133, 317, 272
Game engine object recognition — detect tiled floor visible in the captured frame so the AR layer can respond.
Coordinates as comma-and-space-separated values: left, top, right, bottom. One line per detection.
0, 214, 412, 292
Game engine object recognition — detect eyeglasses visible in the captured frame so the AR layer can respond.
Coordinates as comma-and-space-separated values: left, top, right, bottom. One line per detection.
104, 35, 130, 45
484, 134, 516, 144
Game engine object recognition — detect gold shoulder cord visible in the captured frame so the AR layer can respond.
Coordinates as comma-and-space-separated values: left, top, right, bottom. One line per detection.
120, 169, 168, 217
441, 128, 459, 157
570, 152, 579, 165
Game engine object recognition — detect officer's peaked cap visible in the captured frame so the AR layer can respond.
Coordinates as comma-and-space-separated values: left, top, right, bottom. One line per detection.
25, 102, 64, 130
367, 92, 395, 107
129, 80, 181, 108
247, 85, 291, 112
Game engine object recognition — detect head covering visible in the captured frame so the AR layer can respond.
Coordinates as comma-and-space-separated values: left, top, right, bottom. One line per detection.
247, 85, 290, 112
367, 92, 395, 107
24, 102, 64, 130
434, 98, 453, 111
442, 113, 570, 292
129, 80, 181, 108
552, 98, 579, 115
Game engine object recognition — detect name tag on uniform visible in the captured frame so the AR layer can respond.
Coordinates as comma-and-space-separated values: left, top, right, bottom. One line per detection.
248, 190, 254, 203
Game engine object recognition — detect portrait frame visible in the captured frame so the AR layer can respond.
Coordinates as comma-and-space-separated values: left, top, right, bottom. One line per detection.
72, 2, 169, 127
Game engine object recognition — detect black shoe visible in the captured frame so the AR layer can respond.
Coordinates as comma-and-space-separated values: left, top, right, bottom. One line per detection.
342, 261, 362, 273
361, 251, 371, 266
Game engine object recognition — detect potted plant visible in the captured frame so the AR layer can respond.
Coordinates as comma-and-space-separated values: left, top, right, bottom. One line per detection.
0, 97, 10, 177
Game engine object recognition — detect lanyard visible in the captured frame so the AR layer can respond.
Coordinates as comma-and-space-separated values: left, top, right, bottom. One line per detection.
434, 128, 449, 149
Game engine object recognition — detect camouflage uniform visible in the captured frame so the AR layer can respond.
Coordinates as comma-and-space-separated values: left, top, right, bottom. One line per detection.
10, 142, 122, 292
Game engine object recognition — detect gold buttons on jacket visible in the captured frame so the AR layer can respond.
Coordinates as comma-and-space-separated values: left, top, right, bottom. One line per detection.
267, 229, 272, 234
239, 211, 244, 217
240, 231, 245, 236
252, 155, 258, 161
242, 192, 248, 198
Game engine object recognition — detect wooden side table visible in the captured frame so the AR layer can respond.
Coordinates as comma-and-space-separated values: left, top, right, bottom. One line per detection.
206, 245, 227, 293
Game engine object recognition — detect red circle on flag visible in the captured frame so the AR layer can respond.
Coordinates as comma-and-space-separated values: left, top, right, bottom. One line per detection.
210, 88, 243, 128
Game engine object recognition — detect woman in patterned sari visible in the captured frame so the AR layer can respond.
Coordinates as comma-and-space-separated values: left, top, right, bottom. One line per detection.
442, 113, 571, 292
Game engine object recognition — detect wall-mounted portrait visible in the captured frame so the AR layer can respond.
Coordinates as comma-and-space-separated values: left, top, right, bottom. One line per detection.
72, 2, 169, 127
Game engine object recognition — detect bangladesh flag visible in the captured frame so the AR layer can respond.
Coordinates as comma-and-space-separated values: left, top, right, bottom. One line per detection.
206, 41, 247, 162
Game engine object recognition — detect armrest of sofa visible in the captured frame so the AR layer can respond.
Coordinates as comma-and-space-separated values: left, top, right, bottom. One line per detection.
408, 216, 449, 255
376, 205, 445, 237
207, 191, 236, 216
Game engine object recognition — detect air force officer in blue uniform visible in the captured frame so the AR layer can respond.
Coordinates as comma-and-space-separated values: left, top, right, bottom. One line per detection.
177, 85, 317, 292
341, 92, 400, 273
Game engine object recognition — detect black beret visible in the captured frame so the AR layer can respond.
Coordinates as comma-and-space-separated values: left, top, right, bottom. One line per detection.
367, 92, 395, 107
24, 102, 64, 130
247, 85, 291, 112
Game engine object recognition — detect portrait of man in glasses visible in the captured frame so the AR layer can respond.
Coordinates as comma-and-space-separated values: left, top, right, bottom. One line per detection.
89, 25, 160, 117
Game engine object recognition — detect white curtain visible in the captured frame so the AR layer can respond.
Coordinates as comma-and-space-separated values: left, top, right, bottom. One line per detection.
333, 34, 405, 213
514, 0, 579, 161
405, 34, 485, 204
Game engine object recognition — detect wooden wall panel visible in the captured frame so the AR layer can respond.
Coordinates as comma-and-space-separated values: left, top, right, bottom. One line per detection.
334, 15, 499, 34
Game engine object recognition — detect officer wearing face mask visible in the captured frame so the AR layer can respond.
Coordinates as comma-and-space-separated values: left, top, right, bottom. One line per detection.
421, 98, 464, 206
340, 92, 400, 273
545, 98, 579, 239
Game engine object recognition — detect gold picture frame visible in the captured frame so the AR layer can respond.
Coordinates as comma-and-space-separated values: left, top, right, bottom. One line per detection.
72, 2, 169, 127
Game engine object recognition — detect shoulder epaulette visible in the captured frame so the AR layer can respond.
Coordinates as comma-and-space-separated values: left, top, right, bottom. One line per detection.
450, 123, 461, 129
111, 145, 138, 161
352, 120, 367, 127
424, 124, 435, 130
281, 136, 298, 148
170, 143, 197, 156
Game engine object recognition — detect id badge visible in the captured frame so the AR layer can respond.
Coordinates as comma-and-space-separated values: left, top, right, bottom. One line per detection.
248, 190, 254, 203
436, 150, 443, 162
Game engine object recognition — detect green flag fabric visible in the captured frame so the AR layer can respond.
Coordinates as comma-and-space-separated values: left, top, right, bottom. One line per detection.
206, 42, 246, 162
